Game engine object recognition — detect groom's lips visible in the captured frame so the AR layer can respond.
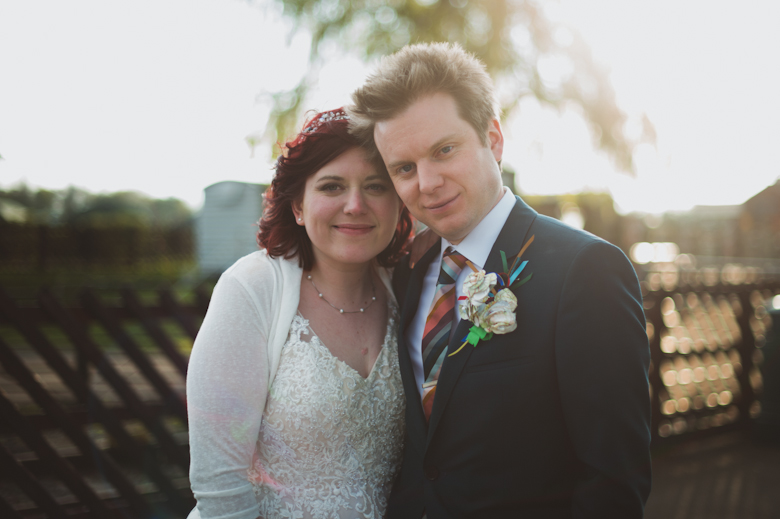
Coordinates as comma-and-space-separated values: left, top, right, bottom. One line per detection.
425, 194, 459, 214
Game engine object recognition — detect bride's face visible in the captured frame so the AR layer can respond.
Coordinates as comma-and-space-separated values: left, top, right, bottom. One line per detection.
292, 147, 401, 269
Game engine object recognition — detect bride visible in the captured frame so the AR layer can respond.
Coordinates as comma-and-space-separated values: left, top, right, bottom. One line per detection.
186, 108, 413, 519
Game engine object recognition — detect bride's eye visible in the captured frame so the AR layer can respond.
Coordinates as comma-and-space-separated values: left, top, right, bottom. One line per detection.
318, 183, 342, 193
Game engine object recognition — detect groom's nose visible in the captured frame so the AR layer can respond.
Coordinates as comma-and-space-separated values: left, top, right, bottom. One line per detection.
417, 162, 445, 194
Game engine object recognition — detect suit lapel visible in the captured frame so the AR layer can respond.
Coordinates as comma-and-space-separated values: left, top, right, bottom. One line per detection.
426, 197, 538, 444
398, 238, 442, 442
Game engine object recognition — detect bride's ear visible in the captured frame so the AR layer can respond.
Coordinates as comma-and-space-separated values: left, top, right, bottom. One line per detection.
291, 200, 304, 226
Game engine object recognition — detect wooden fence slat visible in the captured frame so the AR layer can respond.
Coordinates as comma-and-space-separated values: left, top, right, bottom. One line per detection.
80, 289, 188, 422
122, 288, 188, 376
644, 293, 665, 443
0, 336, 152, 517
0, 492, 23, 519
0, 289, 92, 403
0, 289, 145, 460
38, 291, 191, 474
735, 291, 757, 426
0, 442, 62, 518
18, 403, 168, 430
0, 392, 115, 518
159, 288, 200, 341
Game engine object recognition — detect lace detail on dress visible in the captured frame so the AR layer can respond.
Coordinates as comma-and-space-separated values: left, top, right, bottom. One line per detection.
248, 302, 405, 519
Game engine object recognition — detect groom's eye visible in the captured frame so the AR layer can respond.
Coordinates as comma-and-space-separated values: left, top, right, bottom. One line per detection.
440, 145, 453, 154
397, 164, 414, 175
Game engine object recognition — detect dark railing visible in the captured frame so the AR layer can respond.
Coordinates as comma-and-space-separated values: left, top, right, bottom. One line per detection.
641, 270, 780, 444
0, 275, 778, 517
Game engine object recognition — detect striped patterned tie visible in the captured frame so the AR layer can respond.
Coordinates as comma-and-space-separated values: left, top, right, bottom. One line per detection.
420, 246, 467, 421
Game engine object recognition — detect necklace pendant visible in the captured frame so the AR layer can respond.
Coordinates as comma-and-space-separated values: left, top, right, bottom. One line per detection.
308, 273, 376, 315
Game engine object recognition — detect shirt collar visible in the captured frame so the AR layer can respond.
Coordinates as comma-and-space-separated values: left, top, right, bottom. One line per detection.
441, 187, 516, 269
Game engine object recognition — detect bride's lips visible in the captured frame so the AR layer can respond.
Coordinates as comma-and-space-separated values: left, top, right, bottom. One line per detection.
425, 194, 459, 214
333, 224, 374, 235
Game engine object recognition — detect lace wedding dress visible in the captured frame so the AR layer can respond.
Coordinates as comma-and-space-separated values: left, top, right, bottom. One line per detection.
247, 306, 405, 519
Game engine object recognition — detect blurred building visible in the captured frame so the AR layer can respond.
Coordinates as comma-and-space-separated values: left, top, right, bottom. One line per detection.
741, 180, 780, 259
646, 180, 780, 261
662, 205, 742, 258
196, 181, 267, 274
521, 192, 629, 252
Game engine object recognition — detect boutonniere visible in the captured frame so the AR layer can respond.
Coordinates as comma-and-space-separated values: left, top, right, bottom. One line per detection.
448, 235, 535, 357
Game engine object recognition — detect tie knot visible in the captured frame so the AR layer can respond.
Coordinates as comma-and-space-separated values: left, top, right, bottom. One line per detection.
438, 246, 467, 285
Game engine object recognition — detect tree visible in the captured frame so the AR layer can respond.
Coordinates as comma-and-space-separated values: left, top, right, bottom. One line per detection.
261, 0, 652, 173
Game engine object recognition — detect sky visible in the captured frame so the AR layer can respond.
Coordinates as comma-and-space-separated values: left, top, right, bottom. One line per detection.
1, 0, 779, 215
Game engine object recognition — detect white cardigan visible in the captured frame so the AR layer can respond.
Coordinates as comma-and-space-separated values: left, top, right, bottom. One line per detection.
186, 250, 395, 519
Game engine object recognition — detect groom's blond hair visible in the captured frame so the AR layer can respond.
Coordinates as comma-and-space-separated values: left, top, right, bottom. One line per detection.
348, 42, 499, 154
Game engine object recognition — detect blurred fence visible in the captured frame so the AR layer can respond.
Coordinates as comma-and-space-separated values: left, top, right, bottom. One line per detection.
643, 283, 779, 441
0, 286, 209, 518
0, 272, 778, 517
0, 223, 194, 272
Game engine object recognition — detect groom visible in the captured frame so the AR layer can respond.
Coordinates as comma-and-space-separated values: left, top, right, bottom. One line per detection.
349, 43, 651, 518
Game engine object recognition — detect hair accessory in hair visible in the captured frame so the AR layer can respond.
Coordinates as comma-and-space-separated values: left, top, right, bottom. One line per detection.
302, 108, 349, 134
282, 108, 350, 160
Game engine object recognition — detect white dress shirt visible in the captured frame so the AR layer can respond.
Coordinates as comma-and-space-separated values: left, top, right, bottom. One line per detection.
406, 187, 516, 399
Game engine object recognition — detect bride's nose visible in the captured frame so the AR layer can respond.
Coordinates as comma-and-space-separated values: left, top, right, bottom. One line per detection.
343, 189, 368, 215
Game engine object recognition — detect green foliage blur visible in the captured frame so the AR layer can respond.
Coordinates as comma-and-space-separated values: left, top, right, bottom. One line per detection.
0, 184, 192, 228
0, 185, 196, 291
263, 0, 649, 173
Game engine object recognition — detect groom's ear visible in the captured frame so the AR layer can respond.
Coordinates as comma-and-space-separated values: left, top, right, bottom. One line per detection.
487, 118, 504, 162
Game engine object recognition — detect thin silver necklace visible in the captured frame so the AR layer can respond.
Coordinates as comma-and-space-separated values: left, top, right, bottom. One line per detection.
307, 274, 377, 314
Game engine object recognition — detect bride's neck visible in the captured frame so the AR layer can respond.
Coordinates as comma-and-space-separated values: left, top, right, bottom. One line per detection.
307, 260, 374, 300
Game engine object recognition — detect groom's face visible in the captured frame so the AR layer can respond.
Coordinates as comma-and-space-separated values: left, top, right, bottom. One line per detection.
373, 92, 504, 244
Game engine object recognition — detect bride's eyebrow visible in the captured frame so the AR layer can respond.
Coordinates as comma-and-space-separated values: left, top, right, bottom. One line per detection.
315, 175, 344, 183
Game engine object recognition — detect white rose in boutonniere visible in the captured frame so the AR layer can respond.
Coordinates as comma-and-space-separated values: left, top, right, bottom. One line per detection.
463, 270, 497, 305
482, 297, 518, 334
466, 285, 517, 334
449, 236, 535, 357
493, 286, 518, 309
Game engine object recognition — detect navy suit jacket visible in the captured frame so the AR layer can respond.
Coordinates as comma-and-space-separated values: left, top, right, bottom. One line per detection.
387, 197, 652, 519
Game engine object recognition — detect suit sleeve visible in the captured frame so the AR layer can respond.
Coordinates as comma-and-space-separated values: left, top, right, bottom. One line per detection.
555, 240, 652, 518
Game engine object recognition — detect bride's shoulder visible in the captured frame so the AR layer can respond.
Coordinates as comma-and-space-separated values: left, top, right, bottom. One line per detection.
218, 250, 296, 294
